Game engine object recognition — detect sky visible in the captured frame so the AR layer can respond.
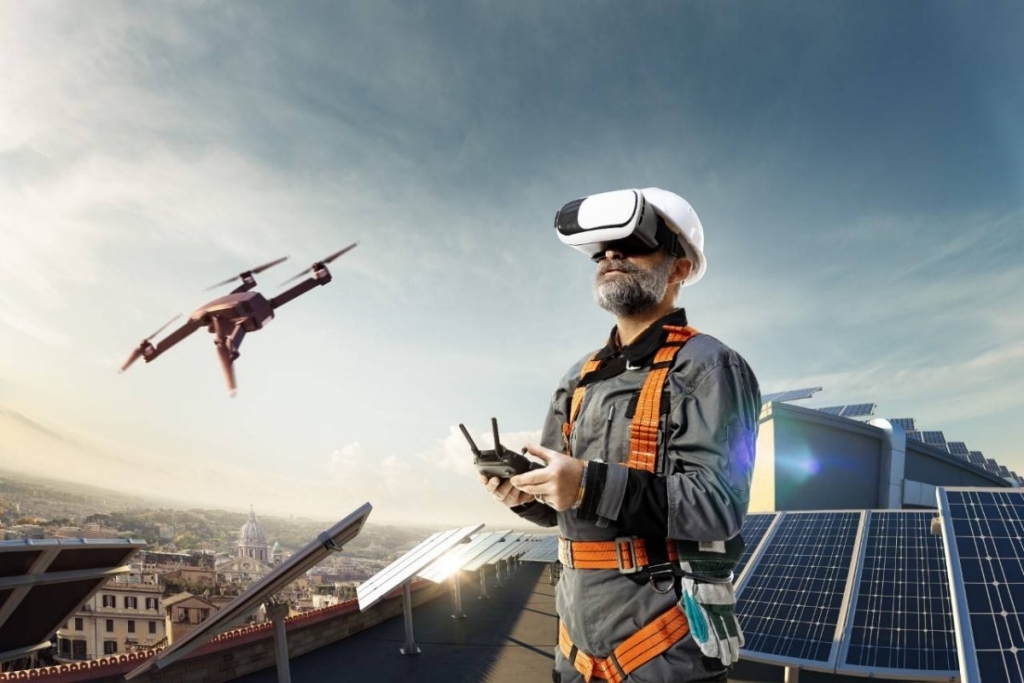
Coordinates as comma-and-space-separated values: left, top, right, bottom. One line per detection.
1, 1, 1022, 528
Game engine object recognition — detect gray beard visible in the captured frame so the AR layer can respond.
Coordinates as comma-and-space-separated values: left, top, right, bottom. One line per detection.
593, 257, 675, 317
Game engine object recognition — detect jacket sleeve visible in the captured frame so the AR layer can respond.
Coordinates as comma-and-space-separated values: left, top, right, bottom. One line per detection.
575, 354, 760, 541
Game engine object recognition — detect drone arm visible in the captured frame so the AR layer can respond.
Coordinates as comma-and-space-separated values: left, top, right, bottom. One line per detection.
149, 318, 203, 360
269, 273, 331, 311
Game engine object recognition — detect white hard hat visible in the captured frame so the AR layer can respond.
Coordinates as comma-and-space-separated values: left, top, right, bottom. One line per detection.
640, 187, 706, 286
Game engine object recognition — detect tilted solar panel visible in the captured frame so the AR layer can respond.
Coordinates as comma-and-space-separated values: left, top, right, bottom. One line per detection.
947, 442, 970, 456
762, 387, 822, 404
889, 418, 917, 431
733, 512, 779, 586
836, 511, 958, 679
968, 452, 986, 465
520, 535, 559, 563
937, 488, 1024, 683
736, 511, 864, 671
922, 431, 947, 445
839, 403, 875, 418
907, 431, 923, 442
817, 406, 846, 416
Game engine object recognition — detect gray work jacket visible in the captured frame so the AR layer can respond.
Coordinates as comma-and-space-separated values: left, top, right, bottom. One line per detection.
516, 309, 760, 682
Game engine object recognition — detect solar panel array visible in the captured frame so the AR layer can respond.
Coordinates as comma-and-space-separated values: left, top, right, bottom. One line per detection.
357, 524, 482, 611
837, 511, 958, 678
736, 511, 863, 671
417, 530, 509, 583
938, 488, 1024, 683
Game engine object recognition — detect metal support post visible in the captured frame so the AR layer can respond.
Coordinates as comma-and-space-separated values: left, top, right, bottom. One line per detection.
451, 572, 465, 619
265, 601, 292, 683
479, 567, 490, 599
784, 666, 800, 683
400, 581, 421, 655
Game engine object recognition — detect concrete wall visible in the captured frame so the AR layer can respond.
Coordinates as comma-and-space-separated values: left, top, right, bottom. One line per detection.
755, 403, 884, 511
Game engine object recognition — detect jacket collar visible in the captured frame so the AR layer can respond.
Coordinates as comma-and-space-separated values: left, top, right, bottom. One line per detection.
594, 308, 689, 366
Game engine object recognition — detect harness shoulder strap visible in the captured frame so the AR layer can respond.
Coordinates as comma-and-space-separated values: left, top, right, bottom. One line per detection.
627, 325, 697, 472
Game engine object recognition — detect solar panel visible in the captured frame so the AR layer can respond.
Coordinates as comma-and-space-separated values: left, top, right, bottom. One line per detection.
762, 387, 822, 404
937, 488, 1024, 683
947, 442, 970, 456
520, 535, 560, 563
836, 511, 958, 679
817, 406, 846, 416
357, 524, 482, 611
968, 452, 986, 465
736, 511, 864, 671
889, 418, 917, 432
907, 431, 923, 442
464, 533, 523, 572
0, 538, 146, 663
997, 465, 1011, 478
922, 431, 947, 446
839, 403, 875, 418
417, 531, 510, 583
734, 512, 779, 586
127, 502, 371, 680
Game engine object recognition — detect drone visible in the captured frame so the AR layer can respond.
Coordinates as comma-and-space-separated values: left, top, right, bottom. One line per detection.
119, 243, 357, 396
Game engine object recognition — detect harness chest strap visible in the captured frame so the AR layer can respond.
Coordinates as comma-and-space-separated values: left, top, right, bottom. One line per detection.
559, 604, 691, 683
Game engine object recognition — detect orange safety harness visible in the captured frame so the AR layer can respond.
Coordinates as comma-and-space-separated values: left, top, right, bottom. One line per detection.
558, 324, 698, 681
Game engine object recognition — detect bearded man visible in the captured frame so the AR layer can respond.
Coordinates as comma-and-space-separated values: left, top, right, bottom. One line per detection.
481, 187, 761, 682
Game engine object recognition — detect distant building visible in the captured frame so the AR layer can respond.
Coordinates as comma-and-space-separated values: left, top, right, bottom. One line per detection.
753, 401, 1013, 512
216, 507, 273, 582
163, 593, 220, 644
54, 574, 166, 661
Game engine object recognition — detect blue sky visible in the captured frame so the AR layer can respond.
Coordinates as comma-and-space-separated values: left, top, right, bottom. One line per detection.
1, 1, 1021, 526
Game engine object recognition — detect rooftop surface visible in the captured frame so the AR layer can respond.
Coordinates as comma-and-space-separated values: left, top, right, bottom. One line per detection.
232, 562, 919, 683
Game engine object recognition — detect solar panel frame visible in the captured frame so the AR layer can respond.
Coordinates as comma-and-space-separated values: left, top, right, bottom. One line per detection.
0, 538, 146, 662
357, 524, 483, 611
937, 487, 1024, 683
835, 510, 959, 681
734, 512, 780, 587
735, 510, 865, 673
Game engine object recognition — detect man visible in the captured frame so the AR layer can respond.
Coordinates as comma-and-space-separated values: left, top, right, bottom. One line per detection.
481, 187, 760, 682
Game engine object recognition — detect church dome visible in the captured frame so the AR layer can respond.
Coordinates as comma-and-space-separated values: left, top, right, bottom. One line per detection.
239, 509, 267, 545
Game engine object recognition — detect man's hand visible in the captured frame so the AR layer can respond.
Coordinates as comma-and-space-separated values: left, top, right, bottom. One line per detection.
479, 473, 535, 508
509, 444, 584, 511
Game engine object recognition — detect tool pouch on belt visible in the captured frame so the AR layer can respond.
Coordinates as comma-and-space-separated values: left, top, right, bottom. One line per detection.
678, 557, 744, 666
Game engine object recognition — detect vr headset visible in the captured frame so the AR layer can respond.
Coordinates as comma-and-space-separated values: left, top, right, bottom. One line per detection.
554, 189, 687, 262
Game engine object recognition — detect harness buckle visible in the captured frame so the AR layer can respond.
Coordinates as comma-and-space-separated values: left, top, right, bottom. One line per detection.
614, 536, 641, 574
646, 562, 680, 593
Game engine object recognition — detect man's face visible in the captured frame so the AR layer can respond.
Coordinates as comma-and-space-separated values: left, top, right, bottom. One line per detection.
592, 249, 677, 317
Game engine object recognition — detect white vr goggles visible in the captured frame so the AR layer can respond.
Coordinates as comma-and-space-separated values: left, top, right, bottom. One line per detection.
554, 189, 688, 262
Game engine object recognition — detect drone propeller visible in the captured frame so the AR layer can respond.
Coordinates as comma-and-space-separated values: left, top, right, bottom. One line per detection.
119, 314, 182, 372
204, 256, 289, 291
280, 242, 359, 286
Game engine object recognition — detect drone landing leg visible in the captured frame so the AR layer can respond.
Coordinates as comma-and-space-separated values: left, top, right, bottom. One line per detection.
227, 323, 247, 359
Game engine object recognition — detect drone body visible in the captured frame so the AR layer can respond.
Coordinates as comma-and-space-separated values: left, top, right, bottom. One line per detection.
120, 244, 356, 395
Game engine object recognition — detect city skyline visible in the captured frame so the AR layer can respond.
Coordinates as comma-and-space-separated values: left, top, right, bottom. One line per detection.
1, 2, 1022, 526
